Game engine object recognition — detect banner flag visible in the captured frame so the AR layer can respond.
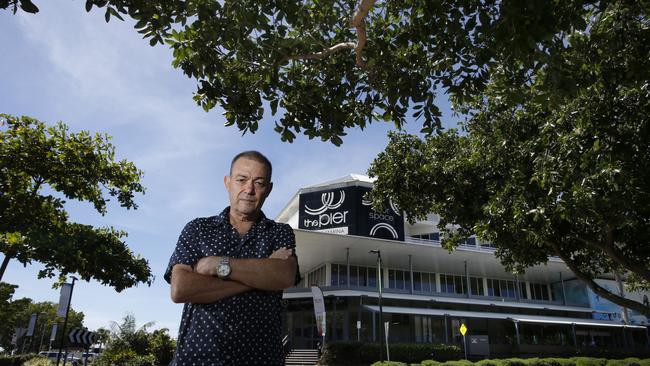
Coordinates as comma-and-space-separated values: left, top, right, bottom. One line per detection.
311, 285, 327, 337
50, 324, 58, 341
57, 283, 72, 317
26, 313, 38, 336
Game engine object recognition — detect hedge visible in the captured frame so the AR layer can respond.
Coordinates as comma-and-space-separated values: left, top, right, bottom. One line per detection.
0, 354, 43, 366
342, 357, 650, 366
321, 342, 462, 365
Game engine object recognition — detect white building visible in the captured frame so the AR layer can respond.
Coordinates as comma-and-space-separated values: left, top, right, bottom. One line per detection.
278, 174, 650, 356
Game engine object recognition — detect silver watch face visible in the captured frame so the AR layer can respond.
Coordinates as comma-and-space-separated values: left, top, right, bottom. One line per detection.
217, 263, 231, 277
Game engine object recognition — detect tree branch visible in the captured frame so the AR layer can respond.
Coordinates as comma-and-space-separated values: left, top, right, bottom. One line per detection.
279, 0, 376, 68
549, 241, 650, 317
575, 227, 650, 283
280, 42, 356, 64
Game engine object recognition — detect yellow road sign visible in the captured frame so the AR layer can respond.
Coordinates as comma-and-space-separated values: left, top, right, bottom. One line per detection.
460, 323, 468, 336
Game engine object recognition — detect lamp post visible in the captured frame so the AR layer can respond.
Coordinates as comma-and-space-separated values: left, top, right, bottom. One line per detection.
56, 276, 77, 366
369, 250, 384, 363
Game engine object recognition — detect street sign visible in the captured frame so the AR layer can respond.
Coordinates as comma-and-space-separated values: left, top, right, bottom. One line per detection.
459, 323, 467, 336
68, 329, 95, 345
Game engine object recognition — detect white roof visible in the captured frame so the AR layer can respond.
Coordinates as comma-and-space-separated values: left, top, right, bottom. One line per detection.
302, 173, 375, 190
362, 305, 647, 329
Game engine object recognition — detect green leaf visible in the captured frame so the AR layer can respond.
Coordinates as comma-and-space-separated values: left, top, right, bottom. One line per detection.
19, 0, 38, 13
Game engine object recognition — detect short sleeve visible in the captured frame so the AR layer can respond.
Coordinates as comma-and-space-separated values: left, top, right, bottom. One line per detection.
272, 223, 301, 286
164, 219, 202, 283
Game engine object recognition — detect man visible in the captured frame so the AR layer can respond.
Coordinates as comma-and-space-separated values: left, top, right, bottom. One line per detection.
164, 151, 298, 365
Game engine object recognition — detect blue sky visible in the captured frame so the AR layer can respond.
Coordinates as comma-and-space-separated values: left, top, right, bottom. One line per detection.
1, 2, 455, 337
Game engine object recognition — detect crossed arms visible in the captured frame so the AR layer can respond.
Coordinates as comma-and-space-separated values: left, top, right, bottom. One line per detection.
170, 247, 297, 304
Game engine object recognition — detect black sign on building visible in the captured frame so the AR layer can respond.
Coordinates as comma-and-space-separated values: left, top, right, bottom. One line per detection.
298, 186, 404, 241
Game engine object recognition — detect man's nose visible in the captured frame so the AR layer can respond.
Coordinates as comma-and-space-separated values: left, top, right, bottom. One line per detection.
243, 180, 255, 194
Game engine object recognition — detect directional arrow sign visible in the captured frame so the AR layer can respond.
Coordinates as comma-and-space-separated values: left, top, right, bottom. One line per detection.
68, 329, 95, 345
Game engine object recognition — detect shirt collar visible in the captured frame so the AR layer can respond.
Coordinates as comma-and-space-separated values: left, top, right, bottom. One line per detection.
212, 206, 271, 229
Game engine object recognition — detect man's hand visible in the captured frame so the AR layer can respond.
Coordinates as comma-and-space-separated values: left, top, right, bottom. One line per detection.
195, 256, 220, 276
270, 247, 293, 260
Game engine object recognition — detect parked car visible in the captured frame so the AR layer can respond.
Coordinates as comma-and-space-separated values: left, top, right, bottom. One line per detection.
38, 351, 81, 363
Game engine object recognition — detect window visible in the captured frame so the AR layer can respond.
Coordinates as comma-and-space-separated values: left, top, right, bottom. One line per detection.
530, 282, 550, 301
388, 269, 411, 290
368, 267, 377, 288
440, 274, 466, 294
519, 282, 528, 299
414, 271, 436, 293
331, 264, 376, 288
331, 264, 340, 286
411, 232, 440, 241
459, 237, 477, 247
470, 277, 484, 296
487, 278, 517, 298
307, 265, 326, 287
349, 265, 359, 286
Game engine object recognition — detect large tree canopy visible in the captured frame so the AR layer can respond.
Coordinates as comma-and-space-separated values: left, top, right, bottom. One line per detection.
3, 0, 649, 315
2, 0, 600, 145
368, 1, 650, 316
0, 115, 152, 291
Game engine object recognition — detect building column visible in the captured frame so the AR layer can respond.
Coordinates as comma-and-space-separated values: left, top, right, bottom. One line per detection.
343, 311, 349, 341
444, 314, 449, 343
513, 320, 520, 346
332, 296, 337, 341
464, 261, 471, 298
515, 275, 521, 302
372, 311, 376, 342
571, 323, 577, 349
409, 255, 414, 294
346, 248, 350, 288
325, 263, 332, 287
560, 272, 567, 306
483, 277, 489, 297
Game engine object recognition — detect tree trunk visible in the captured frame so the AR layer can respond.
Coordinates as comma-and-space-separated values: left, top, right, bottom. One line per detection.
550, 242, 650, 318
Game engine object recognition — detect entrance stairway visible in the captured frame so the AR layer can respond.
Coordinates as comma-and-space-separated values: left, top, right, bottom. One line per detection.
284, 349, 320, 366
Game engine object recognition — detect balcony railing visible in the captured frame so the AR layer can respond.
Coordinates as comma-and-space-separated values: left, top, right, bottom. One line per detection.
285, 285, 589, 308
405, 236, 497, 253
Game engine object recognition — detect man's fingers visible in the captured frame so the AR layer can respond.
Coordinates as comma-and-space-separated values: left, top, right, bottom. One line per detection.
270, 247, 293, 259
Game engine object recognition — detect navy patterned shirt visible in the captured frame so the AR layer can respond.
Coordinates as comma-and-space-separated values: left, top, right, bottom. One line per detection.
164, 207, 297, 366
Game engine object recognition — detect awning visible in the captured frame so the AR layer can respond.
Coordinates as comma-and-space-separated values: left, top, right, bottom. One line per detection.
362, 305, 647, 329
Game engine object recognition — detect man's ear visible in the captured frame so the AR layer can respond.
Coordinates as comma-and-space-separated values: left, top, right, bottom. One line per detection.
223, 175, 230, 190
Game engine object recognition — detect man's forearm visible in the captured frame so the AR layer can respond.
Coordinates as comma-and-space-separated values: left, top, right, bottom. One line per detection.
170, 264, 252, 304
229, 257, 297, 291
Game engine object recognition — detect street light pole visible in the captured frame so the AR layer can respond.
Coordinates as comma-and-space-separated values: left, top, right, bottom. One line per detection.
369, 250, 384, 363
56, 276, 77, 366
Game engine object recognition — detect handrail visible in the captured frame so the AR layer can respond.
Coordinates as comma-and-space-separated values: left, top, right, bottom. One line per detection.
281, 334, 291, 357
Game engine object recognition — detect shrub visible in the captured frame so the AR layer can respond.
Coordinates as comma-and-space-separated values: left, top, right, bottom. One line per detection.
22, 357, 52, 366
475, 359, 503, 366
500, 358, 527, 366
0, 354, 42, 366
92, 350, 156, 366
571, 357, 607, 366
421, 361, 442, 366
432, 344, 463, 362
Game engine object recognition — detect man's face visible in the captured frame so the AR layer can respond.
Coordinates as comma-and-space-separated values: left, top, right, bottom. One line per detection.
224, 157, 273, 218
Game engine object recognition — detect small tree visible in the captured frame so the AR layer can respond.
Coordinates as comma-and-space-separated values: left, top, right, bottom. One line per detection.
0, 115, 152, 291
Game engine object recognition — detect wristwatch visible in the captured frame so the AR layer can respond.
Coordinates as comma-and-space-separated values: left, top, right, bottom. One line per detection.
216, 256, 231, 279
